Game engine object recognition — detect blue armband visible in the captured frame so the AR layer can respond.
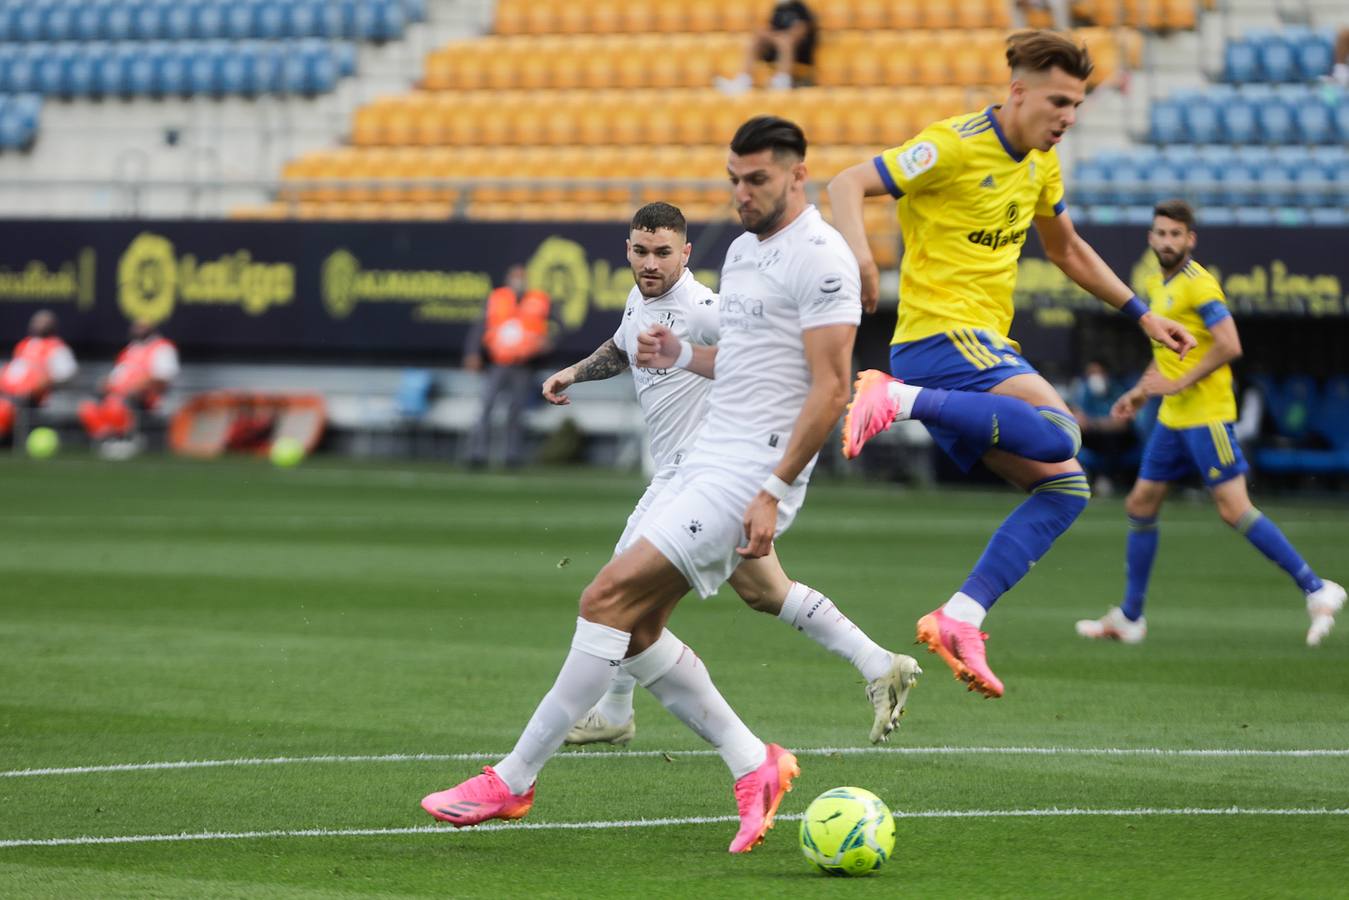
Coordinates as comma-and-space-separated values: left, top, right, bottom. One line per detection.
1120, 296, 1149, 321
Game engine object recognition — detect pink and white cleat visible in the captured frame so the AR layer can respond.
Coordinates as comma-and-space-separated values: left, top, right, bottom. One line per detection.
420, 766, 534, 827
728, 743, 800, 854
842, 370, 901, 460
915, 607, 1005, 698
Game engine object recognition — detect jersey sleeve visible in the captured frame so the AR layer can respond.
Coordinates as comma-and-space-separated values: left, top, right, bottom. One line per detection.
686, 291, 720, 345
872, 124, 961, 200
1191, 272, 1230, 327
1035, 150, 1066, 217
796, 241, 862, 331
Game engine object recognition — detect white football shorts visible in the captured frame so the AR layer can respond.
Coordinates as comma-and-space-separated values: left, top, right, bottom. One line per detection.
633, 459, 807, 598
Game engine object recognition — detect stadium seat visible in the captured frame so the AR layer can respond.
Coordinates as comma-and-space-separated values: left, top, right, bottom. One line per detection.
1255, 96, 1295, 145
1219, 94, 1257, 144
1255, 35, 1297, 84
1294, 31, 1334, 81
1224, 40, 1258, 84
1293, 95, 1335, 145
1183, 97, 1221, 144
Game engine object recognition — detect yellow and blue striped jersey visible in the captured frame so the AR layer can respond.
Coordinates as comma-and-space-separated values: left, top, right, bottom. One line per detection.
1144, 258, 1235, 428
874, 107, 1066, 345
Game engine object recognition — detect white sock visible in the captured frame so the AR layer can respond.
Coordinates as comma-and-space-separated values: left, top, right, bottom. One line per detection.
494, 618, 630, 795
624, 630, 766, 780
596, 669, 637, 724
781, 582, 893, 682
942, 591, 988, 628
885, 380, 923, 420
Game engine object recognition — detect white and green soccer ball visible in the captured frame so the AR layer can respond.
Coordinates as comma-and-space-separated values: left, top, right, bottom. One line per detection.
798, 786, 896, 877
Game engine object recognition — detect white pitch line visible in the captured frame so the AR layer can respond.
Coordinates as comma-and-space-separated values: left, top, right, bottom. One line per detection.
5, 746, 1348, 780
4, 807, 1349, 850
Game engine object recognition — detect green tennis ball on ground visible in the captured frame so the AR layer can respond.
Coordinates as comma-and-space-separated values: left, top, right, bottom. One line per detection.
26, 427, 59, 460
269, 437, 306, 468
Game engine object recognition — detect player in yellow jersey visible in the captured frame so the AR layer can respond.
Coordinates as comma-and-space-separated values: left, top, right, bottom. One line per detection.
827, 30, 1197, 698
1076, 200, 1344, 647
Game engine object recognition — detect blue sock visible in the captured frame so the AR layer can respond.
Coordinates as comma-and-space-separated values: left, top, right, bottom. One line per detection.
1234, 508, 1324, 594
1121, 515, 1158, 622
911, 388, 1081, 463
959, 473, 1091, 610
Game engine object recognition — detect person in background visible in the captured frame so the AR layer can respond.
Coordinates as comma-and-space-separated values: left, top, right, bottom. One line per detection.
715, 1, 817, 95
1324, 27, 1349, 87
78, 319, 179, 447
463, 264, 552, 469
1068, 359, 1132, 495
0, 309, 78, 440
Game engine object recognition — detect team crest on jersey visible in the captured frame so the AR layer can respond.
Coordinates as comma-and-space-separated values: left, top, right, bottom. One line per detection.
898, 141, 938, 179
809, 233, 826, 245
658, 311, 678, 329
757, 248, 783, 271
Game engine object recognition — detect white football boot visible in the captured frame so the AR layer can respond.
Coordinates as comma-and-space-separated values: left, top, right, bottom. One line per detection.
865, 653, 923, 744
1075, 607, 1147, 644
1306, 580, 1346, 647
563, 708, 636, 746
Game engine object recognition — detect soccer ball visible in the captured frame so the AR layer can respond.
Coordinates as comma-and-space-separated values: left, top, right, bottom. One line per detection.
798, 786, 895, 877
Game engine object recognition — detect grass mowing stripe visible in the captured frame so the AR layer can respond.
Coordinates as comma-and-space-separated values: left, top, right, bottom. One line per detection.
6, 808, 1349, 849
7, 746, 1349, 779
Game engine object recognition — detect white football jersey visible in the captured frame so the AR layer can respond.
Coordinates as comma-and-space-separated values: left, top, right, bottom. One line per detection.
688, 205, 861, 480
612, 268, 720, 470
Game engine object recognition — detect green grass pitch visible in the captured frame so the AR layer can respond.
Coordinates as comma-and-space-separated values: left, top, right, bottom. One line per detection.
1, 457, 1347, 898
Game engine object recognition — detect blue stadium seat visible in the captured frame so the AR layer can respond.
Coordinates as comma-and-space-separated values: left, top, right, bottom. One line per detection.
1293, 95, 1335, 145
1334, 102, 1349, 143
0, 94, 42, 149
1121, 205, 1154, 226
126, 43, 158, 94
1184, 98, 1221, 144
256, 1, 286, 40
6, 46, 39, 94
196, 1, 226, 39
1220, 94, 1258, 144
92, 44, 126, 95
187, 41, 223, 95
288, 1, 323, 39
44, 2, 76, 42
372, 0, 406, 41
165, 1, 193, 39
66, 44, 96, 96
251, 42, 282, 94
72, 2, 104, 41
133, 1, 167, 41
278, 42, 308, 93
303, 41, 338, 94
333, 41, 356, 77
15, 4, 45, 42
0, 6, 17, 43
1274, 207, 1311, 227
218, 42, 249, 93
1255, 96, 1295, 144
1294, 32, 1335, 81
224, 1, 255, 39
157, 43, 189, 95
1256, 35, 1297, 83
1150, 99, 1185, 144
1224, 39, 1258, 84
344, 0, 377, 40
104, 1, 134, 41
1187, 152, 1228, 207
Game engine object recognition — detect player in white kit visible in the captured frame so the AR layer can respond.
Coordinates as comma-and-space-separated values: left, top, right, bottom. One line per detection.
421, 117, 864, 854
542, 201, 919, 748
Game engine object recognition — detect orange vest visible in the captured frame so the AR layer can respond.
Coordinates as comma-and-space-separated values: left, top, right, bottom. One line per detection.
107, 336, 176, 407
0, 336, 67, 397
484, 287, 550, 366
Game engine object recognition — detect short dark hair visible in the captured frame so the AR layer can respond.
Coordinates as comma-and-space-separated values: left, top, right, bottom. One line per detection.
729, 115, 807, 161
1006, 30, 1094, 81
1153, 199, 1197, 230
631, 201, 686, 236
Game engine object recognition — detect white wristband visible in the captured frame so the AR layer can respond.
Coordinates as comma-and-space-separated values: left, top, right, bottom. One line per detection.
673, 341, 694, 370
761, 474, 790, 501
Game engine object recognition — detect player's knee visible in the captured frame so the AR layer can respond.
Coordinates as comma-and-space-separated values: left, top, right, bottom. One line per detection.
737, 587, 780, 615
1217, 498, 1252, 529
1125, 490, 1159, 519
578, 570, 627, 624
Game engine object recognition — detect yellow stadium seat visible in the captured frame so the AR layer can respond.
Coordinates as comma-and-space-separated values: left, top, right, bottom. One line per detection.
484, 46, 518, 90
885, 0, 921, 29
915, 41, 952, 86
351, 104, 385, 146
685, 0, 720, 33
920, 1, 957, 30
814, 3, 850, 30
422, 50, 452, 91
522, 1, 558, 35
846, 40, 884, 87
445, 45, 486, 91
493, 0, 525, 35
619, 4, 656, 33
719, 3, 767, 33
588, 0, 622, 33
556, 3, 590, 34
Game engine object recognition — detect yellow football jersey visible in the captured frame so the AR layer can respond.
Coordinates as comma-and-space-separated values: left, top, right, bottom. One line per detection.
1144, 258, 1235, 428
874, 107, 1065, 345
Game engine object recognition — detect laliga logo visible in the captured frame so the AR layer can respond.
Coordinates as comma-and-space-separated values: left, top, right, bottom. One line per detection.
118, 233, 176, 325
526, 236, 590, 330
321, 249, 360, 318
118, 231, 294, 325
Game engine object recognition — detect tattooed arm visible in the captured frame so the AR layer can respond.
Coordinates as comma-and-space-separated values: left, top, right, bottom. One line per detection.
541, 339, 629, 405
